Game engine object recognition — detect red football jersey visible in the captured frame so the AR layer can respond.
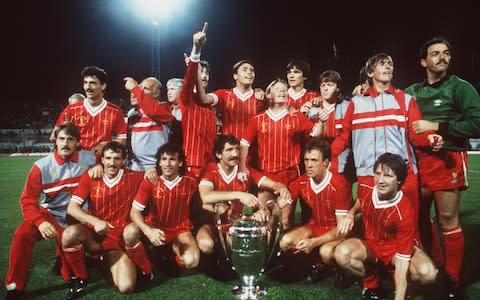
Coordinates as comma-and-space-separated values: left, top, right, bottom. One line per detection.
287, 88, 319, 111
241, 108, 316, 173
55, 99, 127, 150
360, 185, 416, 260
132, 175, 197, 228
72, 170, 143, 228
289, 171, 352, 230
180, 61, 216, 168
210, 88, 265, 140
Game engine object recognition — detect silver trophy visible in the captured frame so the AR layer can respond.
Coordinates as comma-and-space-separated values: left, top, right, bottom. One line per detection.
217, 200, 281, 299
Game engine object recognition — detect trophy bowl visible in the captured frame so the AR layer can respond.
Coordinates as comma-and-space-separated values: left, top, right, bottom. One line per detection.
217, 202, 281, 299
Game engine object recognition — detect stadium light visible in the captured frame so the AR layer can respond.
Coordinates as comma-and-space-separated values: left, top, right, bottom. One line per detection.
130, 0, 187, 79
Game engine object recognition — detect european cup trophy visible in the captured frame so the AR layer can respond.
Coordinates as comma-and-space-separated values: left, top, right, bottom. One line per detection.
217, 200, 281, 299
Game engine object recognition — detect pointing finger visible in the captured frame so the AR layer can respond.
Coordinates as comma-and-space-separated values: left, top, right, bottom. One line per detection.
202, 22, 208, 33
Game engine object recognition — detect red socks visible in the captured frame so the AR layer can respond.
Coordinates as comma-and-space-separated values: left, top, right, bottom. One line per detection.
125, 242, 153, 275
443, 226, 464, 285
63, 244, 88, 280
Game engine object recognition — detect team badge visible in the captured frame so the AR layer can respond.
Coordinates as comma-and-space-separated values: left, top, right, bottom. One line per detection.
102, 118, 109, 127
284, 120, 292, 131
93, 185, 103, 199
77, 115, 87, 127
260, 121, 268, 133
153, 186, 163, 199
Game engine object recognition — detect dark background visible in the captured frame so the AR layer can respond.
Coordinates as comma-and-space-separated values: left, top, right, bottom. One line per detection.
3, 0, 479, 123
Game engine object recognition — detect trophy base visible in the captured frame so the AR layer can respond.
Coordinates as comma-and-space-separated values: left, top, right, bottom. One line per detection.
232, 284, 266, 299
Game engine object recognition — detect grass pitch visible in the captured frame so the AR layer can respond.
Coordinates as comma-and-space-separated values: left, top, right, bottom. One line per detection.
0, 155, 479, 299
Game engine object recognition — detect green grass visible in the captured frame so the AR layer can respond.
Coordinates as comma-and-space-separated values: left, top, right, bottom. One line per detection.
0, 155, 479, 299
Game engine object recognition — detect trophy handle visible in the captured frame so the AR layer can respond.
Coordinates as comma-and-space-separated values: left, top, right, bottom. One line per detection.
215, 203, 232, 264
264, 199, 282, 267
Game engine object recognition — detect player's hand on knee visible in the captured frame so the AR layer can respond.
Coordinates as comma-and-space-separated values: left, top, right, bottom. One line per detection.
38, 221, 58, 240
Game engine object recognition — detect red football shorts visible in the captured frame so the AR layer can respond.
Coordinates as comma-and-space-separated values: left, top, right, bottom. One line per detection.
416, 150, 468, 191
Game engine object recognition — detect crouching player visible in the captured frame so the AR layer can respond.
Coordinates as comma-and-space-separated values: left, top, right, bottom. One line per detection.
61, 142, 145, 299
278, 138, 352, 286
196, 134, 291, 274
335, 153, 438, 300
123, 143, 200, 277
4, 124, 95, 299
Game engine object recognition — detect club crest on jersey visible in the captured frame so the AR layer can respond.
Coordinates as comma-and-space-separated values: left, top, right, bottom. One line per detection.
153, 186, 163, 198
77, 115, 88, 127
260, 121, 269, 133
102, 118, 109, 127
284, 120, 292, 131
433, 99, 443, 107
93, 185, 104, 199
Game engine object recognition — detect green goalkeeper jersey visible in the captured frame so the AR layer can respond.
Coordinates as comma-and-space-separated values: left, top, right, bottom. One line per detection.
406, 75, 480, 151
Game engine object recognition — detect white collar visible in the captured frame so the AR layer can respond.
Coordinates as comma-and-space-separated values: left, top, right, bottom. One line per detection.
372, 186, 403, 208
309, 170, 332, 194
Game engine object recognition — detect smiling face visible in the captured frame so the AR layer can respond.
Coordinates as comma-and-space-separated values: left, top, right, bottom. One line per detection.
233, 62, 255, 86
217, 142, 240, 169
374, 163, 400, 200
158, 152, 182, 180
83, 75, 106, 103
101, 149, 126, 179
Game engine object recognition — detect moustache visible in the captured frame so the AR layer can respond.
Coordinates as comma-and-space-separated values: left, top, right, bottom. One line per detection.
437, 60, 448, 65
229, 157, 239, 161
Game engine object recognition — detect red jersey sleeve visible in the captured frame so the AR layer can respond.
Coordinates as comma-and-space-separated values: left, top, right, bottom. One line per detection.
71, 172, 93, 205
132, 86, 173, 123
288, 178, 301, 203
406, 96, 434, 148
20, 165, 46, 227
180, 61, 198, 109
132, 178, 153, 211
241, 116, 258, 146
331, 101, 354, 157
111, 108, 127, 139
333, 176, 353, 215
55, 105, 74, 128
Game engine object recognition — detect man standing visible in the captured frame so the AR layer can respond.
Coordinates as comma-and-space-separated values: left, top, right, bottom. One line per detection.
406, 36, 480, 298
61, 142, 144, 298
286, 59, 319, 111
4, 124, 95, 299
54, 66, 127, 156
123, 76, 173, 172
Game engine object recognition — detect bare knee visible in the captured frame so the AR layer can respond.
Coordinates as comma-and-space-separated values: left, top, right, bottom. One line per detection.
182, 250, 200, 269
334, 243, 353, 267
123, 223, 141, 247
197, 237, 215, 255
279, 234, 295, 251
116, 278, 135, 294
319, 245, 335, 264
62, 224, 83, 246
411, 262, 437, 284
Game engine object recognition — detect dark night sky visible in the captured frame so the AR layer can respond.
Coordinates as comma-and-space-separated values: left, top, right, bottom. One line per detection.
4, 0, 480, 114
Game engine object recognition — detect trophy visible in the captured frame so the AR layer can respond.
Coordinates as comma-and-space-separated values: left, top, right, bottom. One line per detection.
217, 200, 281, 299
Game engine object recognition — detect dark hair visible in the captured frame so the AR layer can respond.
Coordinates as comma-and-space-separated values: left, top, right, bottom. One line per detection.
81, 66, 108, 84
419, 36, 452, 60
155, 143, 186, 175
55, 124, 81, 142
319, 70, 341, 88
232, 60, 254, 75
200, 60, 210, 73
365, 53, 393, 86
304, 138, 331, 161
214, 134, 239, 162
286, 59, 311, 78
101, 141, 127, 159
373, 153, 407, 188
